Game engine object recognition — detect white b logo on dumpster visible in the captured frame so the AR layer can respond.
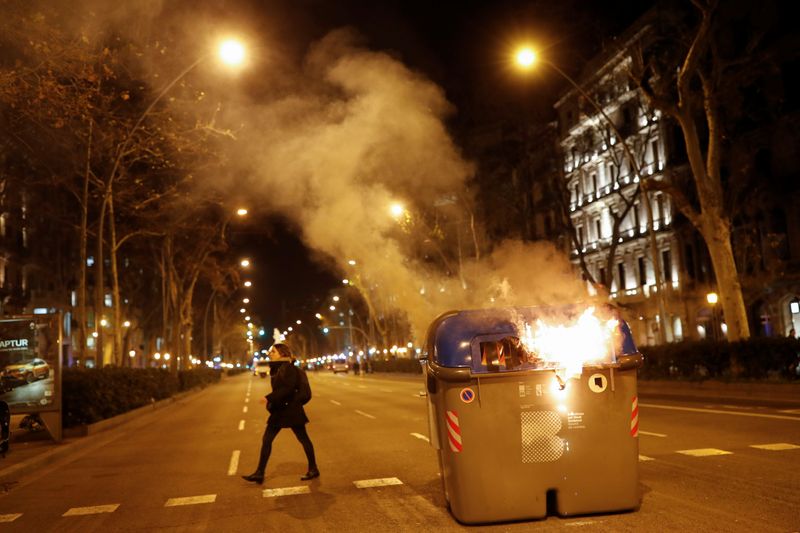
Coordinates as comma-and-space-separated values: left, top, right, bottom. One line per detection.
520, 411, 564, 463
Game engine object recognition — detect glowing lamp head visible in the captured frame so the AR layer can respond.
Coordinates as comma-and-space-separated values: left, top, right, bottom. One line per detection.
389, 202, 405, 219
218, 39, 245, 66
706, 292, 718, 305
515, 47, 537, 69
236, 208, 248, 216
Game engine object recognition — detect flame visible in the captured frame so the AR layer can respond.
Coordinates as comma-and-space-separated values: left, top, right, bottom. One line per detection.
520, 307, 619, 382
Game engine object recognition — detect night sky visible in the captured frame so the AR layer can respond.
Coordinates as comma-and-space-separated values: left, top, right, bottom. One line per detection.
221, 0, 654, 330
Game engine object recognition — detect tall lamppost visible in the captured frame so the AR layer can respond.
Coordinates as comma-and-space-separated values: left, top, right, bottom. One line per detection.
514, 46, 672, 344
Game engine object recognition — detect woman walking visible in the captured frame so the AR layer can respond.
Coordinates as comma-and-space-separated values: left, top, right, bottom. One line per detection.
242, 343, 319, 484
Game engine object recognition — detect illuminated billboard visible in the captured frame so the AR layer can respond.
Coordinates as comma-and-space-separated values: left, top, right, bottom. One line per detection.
0, 315, 61, 414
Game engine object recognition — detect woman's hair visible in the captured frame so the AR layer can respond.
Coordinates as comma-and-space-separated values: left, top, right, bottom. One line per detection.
271, 343, 293, 359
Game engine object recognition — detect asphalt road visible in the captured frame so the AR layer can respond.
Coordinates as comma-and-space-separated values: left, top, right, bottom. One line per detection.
0, 372, 798, 532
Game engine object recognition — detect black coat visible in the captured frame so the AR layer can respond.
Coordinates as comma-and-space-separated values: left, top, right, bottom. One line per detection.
265, 362, 309, 428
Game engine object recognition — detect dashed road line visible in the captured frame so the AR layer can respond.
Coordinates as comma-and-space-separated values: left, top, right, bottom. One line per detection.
228, 450, 240, 475
238, 420, 245, 431
263, 486, 311, 498
750, 443, 800, 451
676, 448, 732, 457
355, 410, 376, 419
165, 494, 216, 507
640, 403, 800, 421
63, 504, 119, 517
639, 430, 667, 438
243, 406, 248, 413
330, 400, 342, 406
0, 514, 22, 523
411, 432, 430, 442
638, 455, 655, 462
354, 477, 403, 489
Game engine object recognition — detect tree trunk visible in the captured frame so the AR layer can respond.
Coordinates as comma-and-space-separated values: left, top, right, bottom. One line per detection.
701, 219, 750, 342
94, 192, 108, 366
108, 190, 123, 365
76, 120, 92, 364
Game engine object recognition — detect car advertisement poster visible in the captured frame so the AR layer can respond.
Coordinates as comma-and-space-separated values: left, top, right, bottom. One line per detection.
0, 315, 60, 413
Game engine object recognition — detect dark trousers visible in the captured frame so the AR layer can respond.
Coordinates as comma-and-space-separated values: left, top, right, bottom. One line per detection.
256, 423, 317, 473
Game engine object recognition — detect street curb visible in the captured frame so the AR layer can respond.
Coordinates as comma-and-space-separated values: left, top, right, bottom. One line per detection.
0, 383, 216, 486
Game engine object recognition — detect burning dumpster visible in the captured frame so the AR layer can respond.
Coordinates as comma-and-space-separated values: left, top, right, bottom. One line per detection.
422, 305, 643, 524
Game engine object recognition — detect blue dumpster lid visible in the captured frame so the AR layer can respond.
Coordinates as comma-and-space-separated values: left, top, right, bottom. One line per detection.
429, 305, 638, 370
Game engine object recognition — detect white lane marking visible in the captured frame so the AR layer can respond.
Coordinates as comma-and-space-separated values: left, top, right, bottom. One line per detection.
243, 406, 248, 413
640, 402, 800, 421
238, 420, 245, 431
263, 486, 311, 498
677, 448, 733, 457
779, 409, 800, 414
0, 514, 22, 523
565, 521, 599, 527
330, 400, 342, 406
245, 397, 249, 403
411, 432, 430, 442
639, 430, 667, 438
164, 494, 216, 507
750, 443, 800, 451
380, 388, 393, 393
354, 477, 403, 488
355, 410, 376, 419
638, 455, 655, 462
63, 504, 119, 517
227, 450, 240, 475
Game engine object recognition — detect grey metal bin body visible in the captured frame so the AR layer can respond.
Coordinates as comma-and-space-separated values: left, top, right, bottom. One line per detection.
423, 306, 642, 524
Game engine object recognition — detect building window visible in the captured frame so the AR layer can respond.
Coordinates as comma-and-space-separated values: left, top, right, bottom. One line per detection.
591, 173, 598, 193
595, 219, 602, 241
105, 293, 113, 307
577, 226, 585, 246
638, 257, 647, 286
656, 194, 666, 223
651, 140, 660, 169
599, 267, 606, 286
684, 245, 696, 280
634, 203, 641, 231
662, 250, 672, 281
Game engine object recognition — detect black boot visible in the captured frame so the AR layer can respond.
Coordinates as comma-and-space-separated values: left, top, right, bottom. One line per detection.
242, 471, 264, 484
300, 468, 320, 481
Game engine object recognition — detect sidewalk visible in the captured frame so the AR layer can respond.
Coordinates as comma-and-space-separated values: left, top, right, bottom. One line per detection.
0, 385, 213, 488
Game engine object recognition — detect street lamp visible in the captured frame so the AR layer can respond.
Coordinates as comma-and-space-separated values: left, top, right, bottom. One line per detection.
389, 202, 405, 219
707, 292, 719, 341
218, 38, 246, 66
240, 259, 251, 268
514, 44, 672, 344
244, 281, 252, 288
236, 208, 249, 217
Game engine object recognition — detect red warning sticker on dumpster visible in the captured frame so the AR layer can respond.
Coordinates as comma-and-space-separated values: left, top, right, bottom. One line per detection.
630, 396, 639, 438
446, 410, 462, 453
459, 388, 476, 404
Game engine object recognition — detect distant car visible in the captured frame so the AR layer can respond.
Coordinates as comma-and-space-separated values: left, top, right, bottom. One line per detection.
254, 360, 269, 378
2, 358, 50, 385
332, 361, 349, 374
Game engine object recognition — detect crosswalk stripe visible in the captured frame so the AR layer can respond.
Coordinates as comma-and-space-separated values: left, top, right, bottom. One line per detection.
639, 430, 667, 438
0, 514, 22, 523
263, 486, 311, 498
63, 504, 119, 517
330, 400, 342, 406
164, 494, 216, 507
638, 455, 655, 461
640, 402, 800, 421
227, 450, 240, 475
354, 477, 403, 489
410, 432, 430, 442
750, 443, 800, 451
243, 406, 248, 413
676, 448, 732, 457
355, 410, 376, 419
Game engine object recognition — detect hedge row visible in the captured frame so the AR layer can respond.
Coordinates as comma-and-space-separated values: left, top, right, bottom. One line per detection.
63, 367, 221, 427
639, 338, 800, 380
